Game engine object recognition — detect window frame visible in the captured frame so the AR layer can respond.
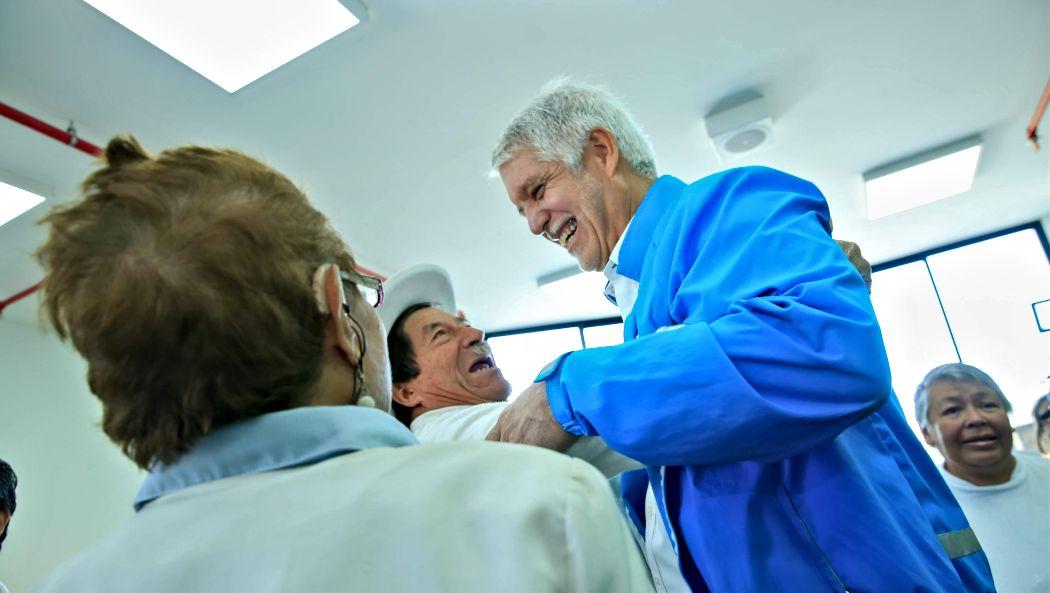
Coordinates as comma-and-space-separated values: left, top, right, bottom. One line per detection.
487, 221, 1050, 353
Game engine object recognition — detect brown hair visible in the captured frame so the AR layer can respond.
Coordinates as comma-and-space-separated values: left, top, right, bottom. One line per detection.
387, 303, 432, 426
37, 135, 356, 469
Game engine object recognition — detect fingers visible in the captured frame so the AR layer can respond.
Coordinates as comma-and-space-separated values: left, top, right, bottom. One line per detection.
487, 405, 515, 442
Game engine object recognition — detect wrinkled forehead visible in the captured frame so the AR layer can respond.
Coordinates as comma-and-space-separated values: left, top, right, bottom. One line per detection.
499, 150, 556, 195
929, 378, 998, 404
404, 306, 462, 342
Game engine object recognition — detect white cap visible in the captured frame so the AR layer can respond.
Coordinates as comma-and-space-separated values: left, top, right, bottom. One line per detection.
377, 264, 457, 334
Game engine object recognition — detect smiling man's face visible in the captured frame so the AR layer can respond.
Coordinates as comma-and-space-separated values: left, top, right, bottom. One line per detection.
392, 307, 511, 413
923, 379, 1014, 476
500, 149, 622, 272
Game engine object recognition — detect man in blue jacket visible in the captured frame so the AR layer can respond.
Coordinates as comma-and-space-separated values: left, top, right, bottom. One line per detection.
487, 80, 995, 593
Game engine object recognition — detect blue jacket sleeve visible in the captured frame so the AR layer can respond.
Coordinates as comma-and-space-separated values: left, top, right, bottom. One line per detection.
545, 168, 892, 467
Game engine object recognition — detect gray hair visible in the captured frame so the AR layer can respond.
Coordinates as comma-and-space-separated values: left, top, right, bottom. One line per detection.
913, 363, 1012, 428
490, 78, 658, 179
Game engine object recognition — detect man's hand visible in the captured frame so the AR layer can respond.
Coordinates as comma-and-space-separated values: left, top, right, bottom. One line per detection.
486, 381, 579, 452
836, 239, 872, 293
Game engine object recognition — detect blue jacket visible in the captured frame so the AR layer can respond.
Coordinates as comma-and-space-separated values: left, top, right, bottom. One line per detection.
537, 169, 995, 593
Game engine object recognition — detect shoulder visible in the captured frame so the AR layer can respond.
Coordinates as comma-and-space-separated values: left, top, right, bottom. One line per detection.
1017, 451, 1050, 477
665, 166, 828, 234
412, 403, 508, 443
383, 440, 609, 486
329, 443, 618, 543
681, 166, 820, 199
381, 442, 613, 508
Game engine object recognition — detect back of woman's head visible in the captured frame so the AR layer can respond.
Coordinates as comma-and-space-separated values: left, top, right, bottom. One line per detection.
37, 135, 357, 469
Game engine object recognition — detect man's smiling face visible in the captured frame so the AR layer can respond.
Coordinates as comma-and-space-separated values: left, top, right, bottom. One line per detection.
499, 149, 619, 272
393, 307, 511, 412
923, 379, 1014, 473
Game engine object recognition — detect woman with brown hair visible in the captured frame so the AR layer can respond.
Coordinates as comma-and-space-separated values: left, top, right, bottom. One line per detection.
31, 136, 652, 593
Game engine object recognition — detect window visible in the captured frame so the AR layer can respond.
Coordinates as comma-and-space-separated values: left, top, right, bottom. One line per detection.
488, 328, 582, 400
487, 223, 1050, 456
582, 323, 624, 348
870, 261, 959, 444
871, 225, 1050, 445
924, 229, 1050, 426
487, 317, 622, 398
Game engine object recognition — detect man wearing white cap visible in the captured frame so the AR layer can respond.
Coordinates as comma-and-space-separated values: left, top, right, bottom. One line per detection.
378, 264, 642, 479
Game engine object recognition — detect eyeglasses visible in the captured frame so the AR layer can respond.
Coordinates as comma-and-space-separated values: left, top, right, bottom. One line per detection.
339, 270, 384, 309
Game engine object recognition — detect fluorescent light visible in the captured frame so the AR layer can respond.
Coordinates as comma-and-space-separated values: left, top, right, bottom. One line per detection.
0, 181, 45, 227
864, 136, 982, 220
537, 267, 616, 312
82, 0, 361, 93
537, 266, 589, 288
538, 270, 608, 294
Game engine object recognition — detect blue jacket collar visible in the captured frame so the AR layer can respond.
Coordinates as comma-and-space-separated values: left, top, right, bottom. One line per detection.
616, 175, 686, 281
134, 406, 418, 511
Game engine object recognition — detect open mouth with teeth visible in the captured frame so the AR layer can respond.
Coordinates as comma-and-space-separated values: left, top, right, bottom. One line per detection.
469, 355, 495, 373
550, 217, 577, 248
961, 434, 999, 446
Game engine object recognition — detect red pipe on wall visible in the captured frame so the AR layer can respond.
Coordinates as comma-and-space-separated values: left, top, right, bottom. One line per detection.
0, 101, 104, 316
0, 265, 384, 317
0, 282, 42, 317
0, 100, 103, 157
1026, 79, 1050, 150
0, 101, 384, 316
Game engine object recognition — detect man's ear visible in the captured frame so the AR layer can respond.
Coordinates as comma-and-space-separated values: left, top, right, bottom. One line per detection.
836, 239, 872, 293
392, 382, 423, 408
314, 264, 363, 366
921, 426, 938, 448
586, 127, 620, 179
0, 509, 9, 539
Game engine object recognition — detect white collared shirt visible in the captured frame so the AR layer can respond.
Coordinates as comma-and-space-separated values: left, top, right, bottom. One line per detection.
603, 218, 639, 322
603, 219, 692, 593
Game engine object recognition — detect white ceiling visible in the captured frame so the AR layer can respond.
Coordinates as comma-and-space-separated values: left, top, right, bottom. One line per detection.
1, 0, 1048, 332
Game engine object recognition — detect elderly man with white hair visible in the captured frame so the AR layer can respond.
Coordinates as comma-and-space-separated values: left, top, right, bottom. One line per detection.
486, 79, 995, 593
915, 363, 1050, 593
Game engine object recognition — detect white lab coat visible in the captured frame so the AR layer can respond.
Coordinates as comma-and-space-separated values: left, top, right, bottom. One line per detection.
32, 440, 654, 592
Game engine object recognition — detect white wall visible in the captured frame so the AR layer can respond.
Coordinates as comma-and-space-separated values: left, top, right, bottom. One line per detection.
0, 319, 144, 591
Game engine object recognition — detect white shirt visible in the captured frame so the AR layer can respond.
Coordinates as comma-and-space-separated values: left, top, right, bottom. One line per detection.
411, 403, 644, 478
603, 218, 639, 321
603, 222, 692, 593
32, 408, 654, 593
939, 452, 1050, 593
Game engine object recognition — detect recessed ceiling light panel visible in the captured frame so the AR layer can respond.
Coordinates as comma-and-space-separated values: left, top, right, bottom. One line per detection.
0, 181, 45, 227
82, 0, 361, 93
864, 136, 982, 220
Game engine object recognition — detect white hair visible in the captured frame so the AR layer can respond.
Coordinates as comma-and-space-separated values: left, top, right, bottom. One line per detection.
490, 78, 657, 179
913, 363, 1012, 428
